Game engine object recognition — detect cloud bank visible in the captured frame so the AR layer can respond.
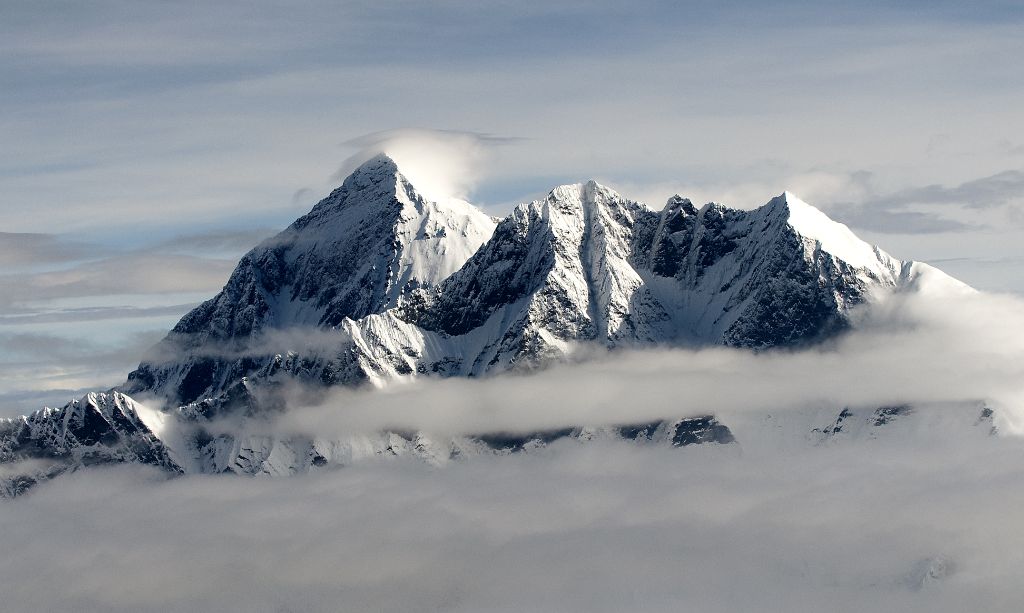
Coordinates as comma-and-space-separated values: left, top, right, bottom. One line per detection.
217, 270, 1021, 442
4, 228, 1024, 613
3, 436, 1023, 612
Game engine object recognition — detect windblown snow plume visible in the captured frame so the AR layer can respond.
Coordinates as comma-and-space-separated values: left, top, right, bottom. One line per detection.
336, 128, 513, 202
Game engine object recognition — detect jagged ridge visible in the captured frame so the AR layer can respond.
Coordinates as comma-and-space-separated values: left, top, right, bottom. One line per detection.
1, 158, 974, 494
125, 155, 496, 404
0, 392, 180, 496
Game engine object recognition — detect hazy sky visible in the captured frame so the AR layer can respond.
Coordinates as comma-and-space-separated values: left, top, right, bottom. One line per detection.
4, 8, 1024, 611
2, 0, 1024, 411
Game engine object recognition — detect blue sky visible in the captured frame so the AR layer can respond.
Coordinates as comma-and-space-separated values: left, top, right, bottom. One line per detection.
2, 0, 1023, 412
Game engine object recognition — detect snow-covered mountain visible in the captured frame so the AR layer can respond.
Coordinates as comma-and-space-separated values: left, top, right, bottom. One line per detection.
127, 158, 932, 403
1, 156, 979, 495
0, 392, 180, 497
124, 155, 496, 404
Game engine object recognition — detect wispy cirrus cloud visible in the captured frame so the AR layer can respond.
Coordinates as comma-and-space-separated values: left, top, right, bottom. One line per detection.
0, 254, 234, 308
623, 166, 1024, 236
0, 329, 167, 415
0, 227, 275, 312
0, 232, 110, 267
822, 169, 1024, 236
0, 304, 199, 326
871, 169, 1024, 210
0, 227, 274, 413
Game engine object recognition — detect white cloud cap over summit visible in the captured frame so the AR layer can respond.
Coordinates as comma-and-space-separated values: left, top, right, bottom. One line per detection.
335, 129, 516, 203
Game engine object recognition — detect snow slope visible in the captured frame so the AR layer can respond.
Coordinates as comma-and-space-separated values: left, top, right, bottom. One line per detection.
124, 155, 496, 404
0, 392, 180, 496
242, 180, 938, 391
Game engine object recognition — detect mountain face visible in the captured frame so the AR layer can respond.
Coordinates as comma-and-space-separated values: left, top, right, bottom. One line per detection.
404, 184, 906, 365
1, 156, 978, 495
0, 392, 180, 497
124, 155, 496, 405
203, 180, 915, 391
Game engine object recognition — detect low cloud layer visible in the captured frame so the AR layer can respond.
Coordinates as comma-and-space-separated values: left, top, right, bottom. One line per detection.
5, 235, 1024, 613
233, 271, 1024, 441
3, 436, 1023, 612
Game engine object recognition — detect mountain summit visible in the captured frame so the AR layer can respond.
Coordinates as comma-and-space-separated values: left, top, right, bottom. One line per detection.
128, 168, 934, 404
2, 162, 972, 492
127, 164, 944, 404
125, 154, 496, 404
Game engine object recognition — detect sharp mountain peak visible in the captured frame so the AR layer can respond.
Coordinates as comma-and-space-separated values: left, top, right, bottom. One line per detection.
1, 161, 978, 492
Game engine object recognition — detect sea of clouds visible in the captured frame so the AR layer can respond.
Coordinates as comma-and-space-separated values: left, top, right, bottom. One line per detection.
5, 209, 1024, 612
2, 434, 1022, 612
4, 272, 1024, 611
